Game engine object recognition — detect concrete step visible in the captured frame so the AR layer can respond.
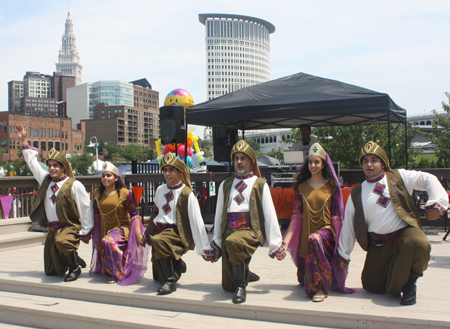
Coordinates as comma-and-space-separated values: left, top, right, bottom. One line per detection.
0, 291, 324, 329
0, 232, 46, 252
0, 218, 31, 235
1, 276, 448, 329
1, 233, 450, 329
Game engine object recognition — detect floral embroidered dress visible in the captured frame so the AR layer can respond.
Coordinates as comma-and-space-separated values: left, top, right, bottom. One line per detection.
289, 180, 353, 297
90, 188, 149, 285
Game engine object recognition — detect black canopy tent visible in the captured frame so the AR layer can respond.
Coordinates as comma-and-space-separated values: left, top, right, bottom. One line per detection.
186, 72, 408, 166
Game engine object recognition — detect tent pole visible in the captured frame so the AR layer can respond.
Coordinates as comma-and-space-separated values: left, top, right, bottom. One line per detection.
242, 130, 245, 139
405, 120, 408, 169
388, 113, 391, 165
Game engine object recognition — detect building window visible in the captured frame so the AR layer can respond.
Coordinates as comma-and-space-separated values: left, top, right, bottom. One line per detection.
41, 141, 46, 151
33, 129, 38, 137
55, 142, 60, 151
36, 117, 39, 122
33, 141, 39, 149
48, 141, 53, 149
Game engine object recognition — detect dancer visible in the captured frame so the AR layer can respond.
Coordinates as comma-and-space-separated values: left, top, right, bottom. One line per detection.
16, 123, 93, 282
282, 143, 354, 302
208, 140, 285, 304
87, 162, 149, 285
144, 152, 213, 295
338, 141, 448, 305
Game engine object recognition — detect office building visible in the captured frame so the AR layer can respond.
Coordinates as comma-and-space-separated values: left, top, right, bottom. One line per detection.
55, 11, 83, 85
0, 112, 85, 162
198, 13, 275, 139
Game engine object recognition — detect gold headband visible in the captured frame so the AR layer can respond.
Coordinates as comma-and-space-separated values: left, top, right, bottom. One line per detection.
160, 152, 191, 188
359, 141, 391, 171
46, 148, 74, 178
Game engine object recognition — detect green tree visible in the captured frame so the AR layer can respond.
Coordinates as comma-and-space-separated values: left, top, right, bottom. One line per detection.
105, 142, 120, 161
119, 144, 144, 162
265, 147, 285, 164
11, 158, 32, 176
244, 138, 260, 152
428, 92, 450, 165
310, 122, 420, 170
142, 147, 156, 161
0, 147, 8, 170
68, 149, 93, 175
198, 138, 213, 158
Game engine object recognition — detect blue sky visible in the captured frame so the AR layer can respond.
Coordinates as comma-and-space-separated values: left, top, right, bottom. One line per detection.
1, 0, 450, 121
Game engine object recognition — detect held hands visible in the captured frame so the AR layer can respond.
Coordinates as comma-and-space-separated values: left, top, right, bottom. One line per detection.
425, 208, 440, 221
339, 262, 348, 270
276, 249, 286, 261
136, 233, 146, 247
205, 249, 221, 263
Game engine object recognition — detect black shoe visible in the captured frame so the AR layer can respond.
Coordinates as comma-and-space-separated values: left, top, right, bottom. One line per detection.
248, 271, 260, 282
231, 263, 247, 304
180, 259, 187, 274
64, 265, 81, 282
158, 258, 177, 295
76, 251, 86, 268
232, 286, 246, 304
157, 279, 177, 295
64, 250, 82, 282
400, 274, 419, 306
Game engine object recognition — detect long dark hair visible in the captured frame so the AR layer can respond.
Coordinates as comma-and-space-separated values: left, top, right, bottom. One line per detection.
99, 173, 125, 196
293, 156, 338, 195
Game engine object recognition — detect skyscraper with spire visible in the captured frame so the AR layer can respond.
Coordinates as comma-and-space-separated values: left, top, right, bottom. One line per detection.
55, 11, 83, 85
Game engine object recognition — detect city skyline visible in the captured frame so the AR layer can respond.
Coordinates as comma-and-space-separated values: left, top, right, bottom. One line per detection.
1, 0, 450, 120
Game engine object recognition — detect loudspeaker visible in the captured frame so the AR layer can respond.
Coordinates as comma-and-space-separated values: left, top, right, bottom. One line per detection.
213, 127, 238, 162
159, 106, 186, 144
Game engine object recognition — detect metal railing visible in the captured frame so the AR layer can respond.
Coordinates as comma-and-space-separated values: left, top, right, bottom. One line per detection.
0, 172, 272, 224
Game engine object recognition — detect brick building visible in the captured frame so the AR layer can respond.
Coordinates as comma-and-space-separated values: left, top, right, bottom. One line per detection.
7, 72, 75, 117
81, 103, 159, 149
7, 81, 23, 112
81, 78, 160, 149
0, 112, 85, 162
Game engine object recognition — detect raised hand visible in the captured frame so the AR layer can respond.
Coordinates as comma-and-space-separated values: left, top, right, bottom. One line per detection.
15, 123, 28, 143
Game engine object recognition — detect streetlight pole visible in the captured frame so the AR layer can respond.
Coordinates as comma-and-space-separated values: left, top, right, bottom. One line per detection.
90, 136, 98, 172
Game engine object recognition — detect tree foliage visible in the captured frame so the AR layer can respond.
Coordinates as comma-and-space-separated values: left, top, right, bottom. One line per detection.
308, 122, 419, 170
244, 138, 260, 152
265, 147, 285, 164
119, 144, 144, 162
68, 149, 93, 176
198, 138, 213, 158
427, 92, 450, 165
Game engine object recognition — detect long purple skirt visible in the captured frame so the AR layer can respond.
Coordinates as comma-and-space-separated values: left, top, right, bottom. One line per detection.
100, 227, 127, 281
297, 227, 335, 297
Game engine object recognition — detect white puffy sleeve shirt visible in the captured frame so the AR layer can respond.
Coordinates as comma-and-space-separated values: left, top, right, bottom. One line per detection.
153, 183, 212, 256
211, 175, 283, 255
22, 146, 94, 236
338, 169, 449, 261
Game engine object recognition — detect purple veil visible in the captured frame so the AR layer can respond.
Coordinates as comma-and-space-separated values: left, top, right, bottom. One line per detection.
285, 153, 355, 294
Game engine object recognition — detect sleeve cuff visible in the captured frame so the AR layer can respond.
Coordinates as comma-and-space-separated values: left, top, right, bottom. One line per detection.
22, 145, 38, 152
202, 249, 215, 256
144, 232, 153, 246
269, 241, 286, 259
336, 252, 350, 266
80, 228, 93, 240
211, 240, 221, 252
424, 202, 447, 215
